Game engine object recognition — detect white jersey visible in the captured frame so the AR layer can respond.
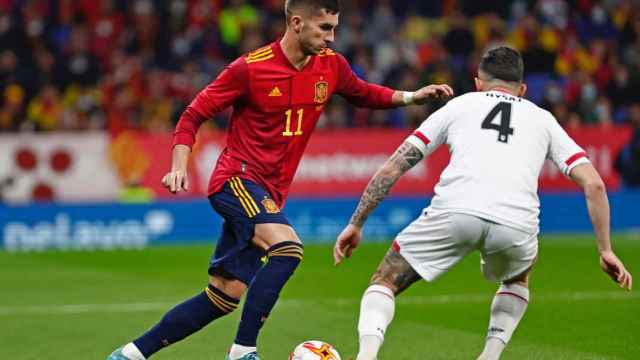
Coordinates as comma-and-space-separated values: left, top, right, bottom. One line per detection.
406, 90, 589, 233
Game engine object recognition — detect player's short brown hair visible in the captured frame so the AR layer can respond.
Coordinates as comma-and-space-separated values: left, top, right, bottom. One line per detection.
285, 0, 340, 21
479, 46, 524, 83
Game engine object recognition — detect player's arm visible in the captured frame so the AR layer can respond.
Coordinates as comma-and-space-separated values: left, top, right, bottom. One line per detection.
391, 85, 454, 106
569, 163, 633, 290
163, 58, 248, 194
334, 102, 450, 264
333, 141, 425, 264
335, 54, 453, 108
350, 142, 424, 227
548, 117, 632, 290
162, 144, 191, 193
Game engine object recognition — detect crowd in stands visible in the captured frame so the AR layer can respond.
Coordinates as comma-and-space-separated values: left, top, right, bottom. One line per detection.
0, 0, 639, 134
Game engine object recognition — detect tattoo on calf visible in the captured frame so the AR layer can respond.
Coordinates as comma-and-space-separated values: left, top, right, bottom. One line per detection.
370, 248, 420, 295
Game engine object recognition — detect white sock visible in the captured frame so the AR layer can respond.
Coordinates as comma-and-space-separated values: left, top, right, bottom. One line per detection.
478, 283, 529, 360
228, 344, 257, 359
477, 338, 505, 360
358, 335, 383, 360
356, 285, 395, 360
122, 342, 146, 360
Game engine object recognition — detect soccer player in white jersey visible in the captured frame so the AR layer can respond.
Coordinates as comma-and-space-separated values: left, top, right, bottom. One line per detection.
333, 46, 633, 360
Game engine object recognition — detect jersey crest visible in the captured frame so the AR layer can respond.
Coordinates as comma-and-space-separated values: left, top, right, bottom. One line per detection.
245, 46, 275, 64
261, 198, 281, 214
314, 81, 329, 103
317, 48, 336, 57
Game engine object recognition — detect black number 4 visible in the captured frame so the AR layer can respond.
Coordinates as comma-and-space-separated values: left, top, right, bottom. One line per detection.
482, 102, 514, 143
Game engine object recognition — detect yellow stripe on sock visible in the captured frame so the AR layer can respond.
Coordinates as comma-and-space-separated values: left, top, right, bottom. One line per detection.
269, 253, 304, 261
269, 251, 304, 258
268, 246, 304, 260
270, 249, 304, 257
205, 290, 232, 312
206, 288, 239, 309
205, 288, 236, 313
269, 245, 303, 254
206, 293, 233, 313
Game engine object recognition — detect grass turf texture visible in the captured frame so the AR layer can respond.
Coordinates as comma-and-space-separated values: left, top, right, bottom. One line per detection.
1, 235, 638, 360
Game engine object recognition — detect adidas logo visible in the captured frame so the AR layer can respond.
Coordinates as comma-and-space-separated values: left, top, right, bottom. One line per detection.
269, 86, 283, 97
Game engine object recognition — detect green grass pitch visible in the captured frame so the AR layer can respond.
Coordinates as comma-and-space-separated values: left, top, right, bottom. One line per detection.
2, 235, 638, 360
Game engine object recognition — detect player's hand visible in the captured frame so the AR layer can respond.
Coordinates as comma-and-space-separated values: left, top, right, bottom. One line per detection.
599, 251, 632, 291
334, 224, 362, 265
161, 169, 189, 194
412, 84, 454, 105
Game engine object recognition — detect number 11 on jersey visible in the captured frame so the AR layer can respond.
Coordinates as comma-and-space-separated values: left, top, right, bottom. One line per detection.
283, 108, 304, 136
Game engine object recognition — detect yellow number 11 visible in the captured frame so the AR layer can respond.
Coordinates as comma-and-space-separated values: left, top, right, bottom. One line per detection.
283, 108, 304, 136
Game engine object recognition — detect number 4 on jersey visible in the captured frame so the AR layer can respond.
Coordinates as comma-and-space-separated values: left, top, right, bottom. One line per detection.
482, 102, 514, 143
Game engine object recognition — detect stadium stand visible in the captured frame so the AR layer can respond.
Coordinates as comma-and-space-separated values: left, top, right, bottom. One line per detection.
0, 0, 638, 133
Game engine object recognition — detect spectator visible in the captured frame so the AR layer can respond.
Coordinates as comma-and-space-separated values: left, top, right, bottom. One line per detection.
608, 64, 639, 109
26, 84, 63, 131
442, 12, 474, 72
0, 83, 25, 131
218, 0, 258, 54
0, 1, 638, 133
615, 104, 640, 187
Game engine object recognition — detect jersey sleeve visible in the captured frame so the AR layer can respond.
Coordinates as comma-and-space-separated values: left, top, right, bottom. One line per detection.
405, 102, 453, 156
547, 117, 590, 175
173, 57, 248, 148
335, 53, 395, 109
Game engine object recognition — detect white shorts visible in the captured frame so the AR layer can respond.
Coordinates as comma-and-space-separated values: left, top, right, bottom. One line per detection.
395, 211, 538, 282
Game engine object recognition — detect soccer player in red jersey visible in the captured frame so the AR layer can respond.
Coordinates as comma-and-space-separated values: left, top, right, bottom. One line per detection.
107, 1, 453, 359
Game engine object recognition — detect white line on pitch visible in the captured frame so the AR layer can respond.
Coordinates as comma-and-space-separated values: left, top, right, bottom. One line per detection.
0, 291, 636, 316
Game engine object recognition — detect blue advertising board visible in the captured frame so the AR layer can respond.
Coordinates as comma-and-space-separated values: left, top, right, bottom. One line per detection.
1, 191, 639, 251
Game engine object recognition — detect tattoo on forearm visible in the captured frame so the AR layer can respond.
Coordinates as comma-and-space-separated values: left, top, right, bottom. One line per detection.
350, 142, 424, 227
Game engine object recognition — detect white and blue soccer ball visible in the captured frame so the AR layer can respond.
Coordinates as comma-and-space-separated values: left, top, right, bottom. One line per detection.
289, 340, 341, 360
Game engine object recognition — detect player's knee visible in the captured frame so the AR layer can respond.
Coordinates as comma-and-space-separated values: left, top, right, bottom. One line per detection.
209, 273, 247, 299
267, 241, 304, 268
503, 268, 531, 286
368, 249, 419, 295
254, 223, 300, 250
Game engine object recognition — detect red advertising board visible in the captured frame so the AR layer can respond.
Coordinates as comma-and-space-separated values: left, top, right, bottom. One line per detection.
288, 129, 449, 196
538, 127, 632, 190
131, 126, 632, 199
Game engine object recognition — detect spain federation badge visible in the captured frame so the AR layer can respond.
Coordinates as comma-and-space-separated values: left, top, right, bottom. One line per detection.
314, 81, 329, 103
262, 198, 280, 214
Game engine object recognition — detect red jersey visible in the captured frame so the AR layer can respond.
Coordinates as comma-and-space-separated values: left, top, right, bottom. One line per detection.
173, 41, 395, 207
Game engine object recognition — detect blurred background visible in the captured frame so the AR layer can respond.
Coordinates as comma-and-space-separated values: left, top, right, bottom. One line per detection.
1, 0, 639, 251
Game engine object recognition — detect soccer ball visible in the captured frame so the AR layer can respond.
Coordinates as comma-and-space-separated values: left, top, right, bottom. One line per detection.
289, 340, 342, 360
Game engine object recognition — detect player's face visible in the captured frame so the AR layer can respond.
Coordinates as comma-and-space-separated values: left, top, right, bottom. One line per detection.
298, 9, 339, 55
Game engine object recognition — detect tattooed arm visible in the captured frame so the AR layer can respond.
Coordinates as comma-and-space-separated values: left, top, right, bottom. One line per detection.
350, 141, 425, 227
333, 141, 425, 264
